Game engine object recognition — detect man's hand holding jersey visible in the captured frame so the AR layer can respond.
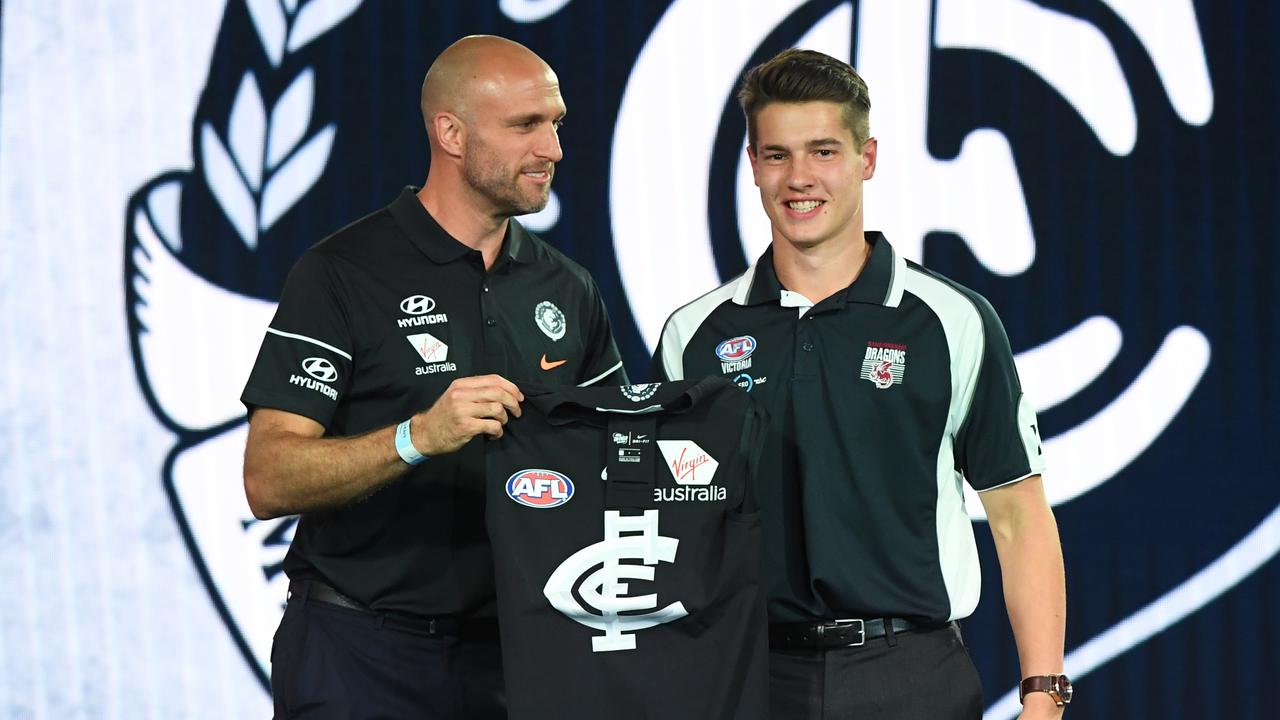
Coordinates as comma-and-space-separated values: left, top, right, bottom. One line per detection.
410, 374, 524, 454
244, 374, 523, 520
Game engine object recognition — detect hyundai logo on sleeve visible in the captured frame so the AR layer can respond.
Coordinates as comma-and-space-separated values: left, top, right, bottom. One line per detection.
301, 357, 338, 382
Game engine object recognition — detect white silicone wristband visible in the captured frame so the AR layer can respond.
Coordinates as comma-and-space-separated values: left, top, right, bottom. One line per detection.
395, 418, 427, 465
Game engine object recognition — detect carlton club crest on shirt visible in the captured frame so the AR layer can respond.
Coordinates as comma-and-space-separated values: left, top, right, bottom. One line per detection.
534, 300, 567, 341
862, 341, 907, 389
620, 383, 660, 402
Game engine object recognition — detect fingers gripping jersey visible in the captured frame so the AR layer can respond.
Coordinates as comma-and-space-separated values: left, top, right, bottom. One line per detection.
486, 378, 768, 720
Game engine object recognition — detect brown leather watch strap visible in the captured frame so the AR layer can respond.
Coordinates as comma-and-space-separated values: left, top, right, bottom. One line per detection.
1020, 674, 1072, 706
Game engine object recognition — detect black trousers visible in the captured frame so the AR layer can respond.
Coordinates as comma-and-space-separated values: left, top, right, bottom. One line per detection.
271, 590, 506, 719
769, 623, 984, 720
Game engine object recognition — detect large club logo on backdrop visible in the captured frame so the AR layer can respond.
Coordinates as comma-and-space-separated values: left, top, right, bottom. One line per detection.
610, 0, 1274, 716
612, 0, 1213, 510
125, 0, 365, 685
118, 0, 1280, 710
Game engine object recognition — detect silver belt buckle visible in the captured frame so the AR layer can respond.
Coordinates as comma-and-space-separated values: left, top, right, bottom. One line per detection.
831, 618, 866, 646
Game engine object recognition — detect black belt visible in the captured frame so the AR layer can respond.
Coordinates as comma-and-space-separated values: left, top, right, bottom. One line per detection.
768, 618, 937, 649
289, 579, 498, 641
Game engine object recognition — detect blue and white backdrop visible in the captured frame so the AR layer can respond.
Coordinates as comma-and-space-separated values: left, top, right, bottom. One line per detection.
1, 1, 1276, 717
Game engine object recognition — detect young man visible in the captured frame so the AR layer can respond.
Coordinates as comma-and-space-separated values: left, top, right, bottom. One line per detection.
241, 36, 626, 719
654, 49, 1068, 719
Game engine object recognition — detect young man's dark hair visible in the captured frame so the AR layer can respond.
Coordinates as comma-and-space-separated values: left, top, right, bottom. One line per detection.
737, 48, 872, 152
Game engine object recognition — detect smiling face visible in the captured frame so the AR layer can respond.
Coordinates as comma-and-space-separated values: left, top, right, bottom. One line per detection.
748, 101, 877, 252
462, 65, 566, 217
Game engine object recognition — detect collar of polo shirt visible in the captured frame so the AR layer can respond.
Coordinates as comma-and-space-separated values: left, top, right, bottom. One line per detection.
734, 232, 906, 310
388, 186, 537, 267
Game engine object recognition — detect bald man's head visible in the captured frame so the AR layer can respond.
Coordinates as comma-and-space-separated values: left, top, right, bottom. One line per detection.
418, 35, 566, 219
420, 35, 558, 137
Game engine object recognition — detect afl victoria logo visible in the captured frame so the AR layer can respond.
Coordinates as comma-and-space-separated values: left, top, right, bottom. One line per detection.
506, 469, 575, 508
400, 294, 436, 315
715, 335, 756, 362
301, 357, 337, 382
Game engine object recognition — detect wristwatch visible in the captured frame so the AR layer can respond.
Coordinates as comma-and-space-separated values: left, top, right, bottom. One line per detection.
1019, 674, 1073, 706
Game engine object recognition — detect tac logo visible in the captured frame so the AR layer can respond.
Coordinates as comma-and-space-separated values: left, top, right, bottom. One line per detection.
732, 373, 766, 392
543, 509, 688, 652
715, 335, 756, 362
300, 357, 337, 382
400, 294, 436, 315
506, 469, 575, 509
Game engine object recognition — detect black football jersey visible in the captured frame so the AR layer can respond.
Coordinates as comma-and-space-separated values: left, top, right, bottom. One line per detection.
486, 378, 768, 719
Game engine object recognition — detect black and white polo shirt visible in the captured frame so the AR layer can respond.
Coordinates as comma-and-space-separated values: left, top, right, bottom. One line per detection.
653, 233, 1045, 625
240, 187, 626, 615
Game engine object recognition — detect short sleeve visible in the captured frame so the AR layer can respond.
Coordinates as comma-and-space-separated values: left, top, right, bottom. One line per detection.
576, 276, 629, 386
240, 251, 354, 429
649, 314, 685, 382
954, 295, 1047, 491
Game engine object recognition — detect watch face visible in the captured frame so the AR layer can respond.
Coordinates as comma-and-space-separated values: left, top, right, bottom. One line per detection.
1055, 675, 1074, 703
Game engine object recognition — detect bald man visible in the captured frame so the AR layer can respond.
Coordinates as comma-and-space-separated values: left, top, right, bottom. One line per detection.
241, 36, 627, 719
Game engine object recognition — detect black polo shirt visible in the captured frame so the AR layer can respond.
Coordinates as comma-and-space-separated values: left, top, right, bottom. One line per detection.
486, 378, 768, 719
241, 187, 627, 616
653, 233, 1045, 625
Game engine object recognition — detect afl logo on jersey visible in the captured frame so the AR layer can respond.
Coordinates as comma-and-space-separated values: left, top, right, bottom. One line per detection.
506, 469, 575, 508
715, 335, 756, 362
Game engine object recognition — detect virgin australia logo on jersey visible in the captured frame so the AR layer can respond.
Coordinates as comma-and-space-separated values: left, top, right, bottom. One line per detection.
655, 440, 726, 502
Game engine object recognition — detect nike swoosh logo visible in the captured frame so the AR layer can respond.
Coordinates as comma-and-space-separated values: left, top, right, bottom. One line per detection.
540, 355, 567, 371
